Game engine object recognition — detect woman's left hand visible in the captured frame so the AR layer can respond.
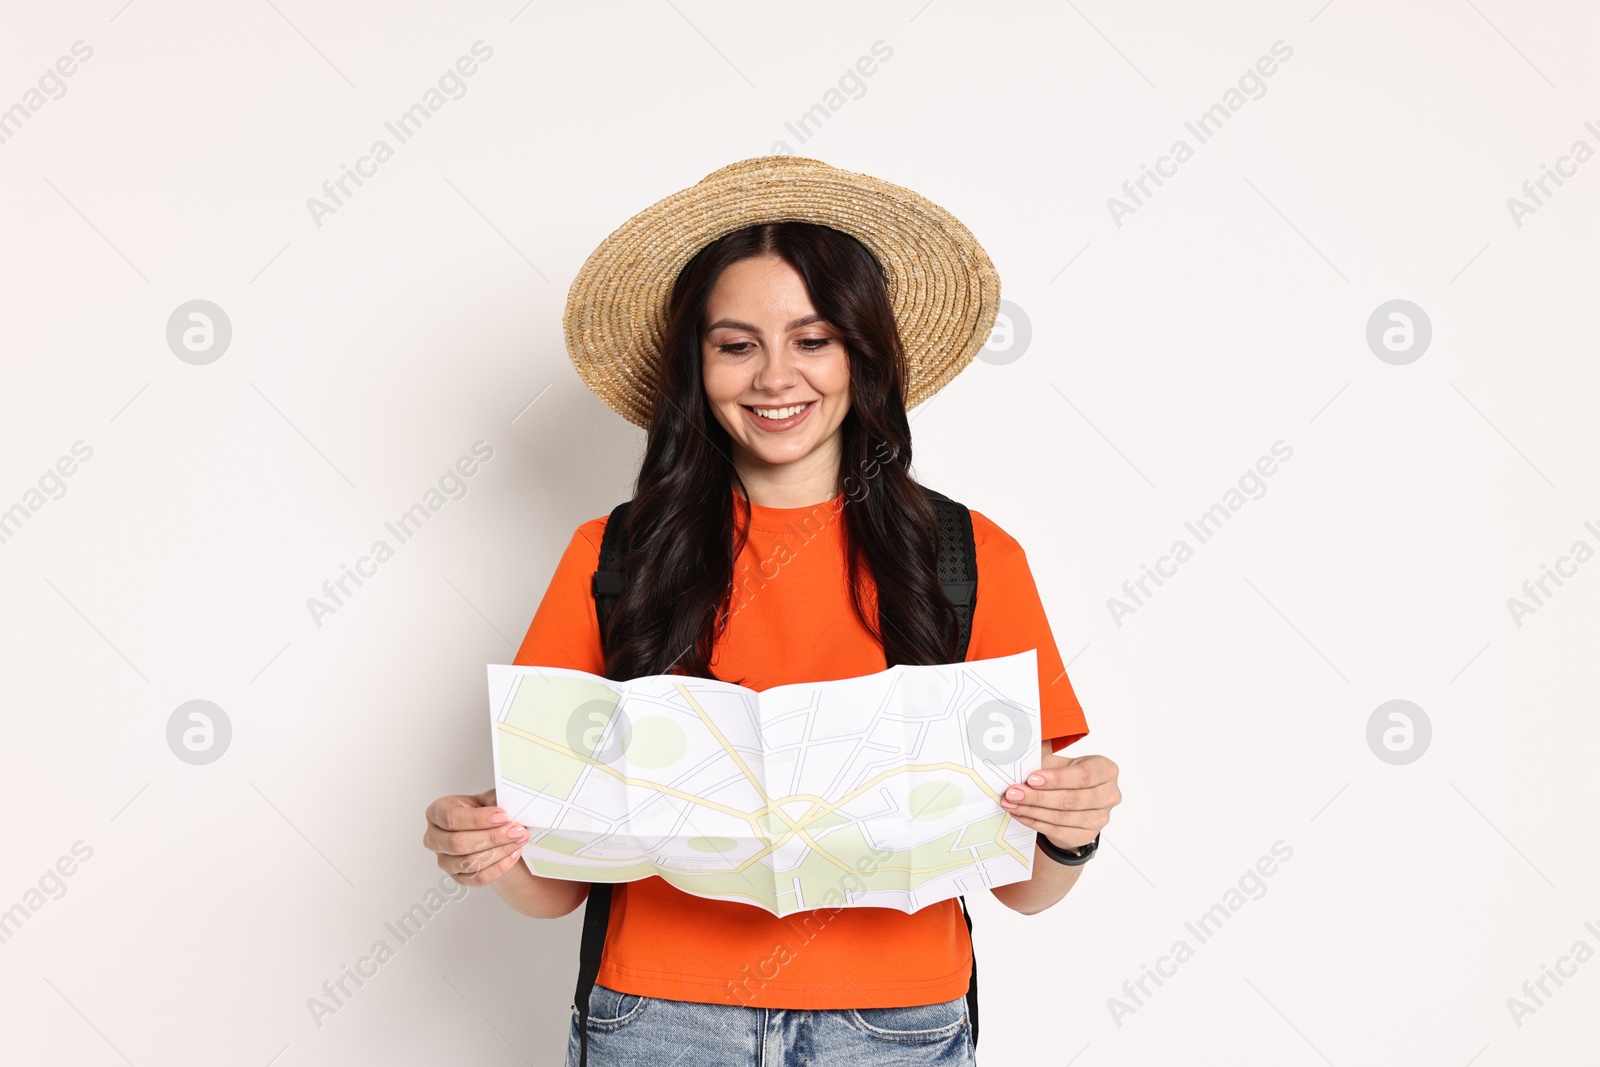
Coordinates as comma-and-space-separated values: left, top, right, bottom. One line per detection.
999, 749, 1121, 852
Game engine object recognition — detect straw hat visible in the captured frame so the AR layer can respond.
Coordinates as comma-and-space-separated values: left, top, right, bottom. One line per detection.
562, 155, 1002, 429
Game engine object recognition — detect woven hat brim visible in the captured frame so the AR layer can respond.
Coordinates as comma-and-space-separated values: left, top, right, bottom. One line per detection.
562, 155, 1001, 429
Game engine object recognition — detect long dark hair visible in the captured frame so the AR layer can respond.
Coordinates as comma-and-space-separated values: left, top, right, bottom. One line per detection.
601, 221, 960, 682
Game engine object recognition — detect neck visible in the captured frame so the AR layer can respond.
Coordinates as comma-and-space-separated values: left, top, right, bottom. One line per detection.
731, 441, 842, 509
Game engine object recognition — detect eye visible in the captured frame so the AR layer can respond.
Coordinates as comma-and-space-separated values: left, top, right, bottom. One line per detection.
714, 337, 832, 355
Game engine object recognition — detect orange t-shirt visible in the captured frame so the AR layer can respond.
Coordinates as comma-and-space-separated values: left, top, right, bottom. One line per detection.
512, 488, 1089, 1009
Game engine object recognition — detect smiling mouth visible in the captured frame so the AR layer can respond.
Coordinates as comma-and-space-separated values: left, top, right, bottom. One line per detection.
743, 401, 816, 421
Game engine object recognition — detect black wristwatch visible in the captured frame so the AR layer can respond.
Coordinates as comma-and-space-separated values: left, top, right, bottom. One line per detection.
1037, 831, 1099, 866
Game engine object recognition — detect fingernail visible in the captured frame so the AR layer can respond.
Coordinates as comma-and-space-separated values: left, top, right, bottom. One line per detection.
1005, 787, 1025, 801
1028, 773, 1046, 787
490, 810, 508, 823
509, 825, 528, 840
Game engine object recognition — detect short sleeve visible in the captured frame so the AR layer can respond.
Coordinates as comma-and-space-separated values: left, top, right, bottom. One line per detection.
512, 518, 608, 673
966, 509, 1089, 754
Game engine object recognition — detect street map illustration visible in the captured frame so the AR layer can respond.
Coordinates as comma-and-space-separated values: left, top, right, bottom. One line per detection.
486, 649, 1041, 917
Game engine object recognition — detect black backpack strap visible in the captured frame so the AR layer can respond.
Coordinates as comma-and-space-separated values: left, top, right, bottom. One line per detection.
958, 894, 980, 1046
922, 486, 977, 662
591, 500, 633, 639
573, 882, 612, 1067
574, 501, 632, 1067
920, 485, 981, 1046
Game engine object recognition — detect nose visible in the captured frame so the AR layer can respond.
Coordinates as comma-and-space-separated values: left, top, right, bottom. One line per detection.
752, 342, 798, 394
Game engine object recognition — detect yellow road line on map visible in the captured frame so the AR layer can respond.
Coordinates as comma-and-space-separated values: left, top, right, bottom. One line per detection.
671, 681, 861, 874
671, 680, 770, 804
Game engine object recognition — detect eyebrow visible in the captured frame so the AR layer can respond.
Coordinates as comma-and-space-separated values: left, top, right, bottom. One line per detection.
704, 314, 828, 334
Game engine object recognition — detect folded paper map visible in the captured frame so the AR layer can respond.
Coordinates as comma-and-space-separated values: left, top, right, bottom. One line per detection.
486, 649, 1041, 917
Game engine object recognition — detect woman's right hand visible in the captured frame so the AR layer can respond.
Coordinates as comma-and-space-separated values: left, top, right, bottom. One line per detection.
423, 787, 530, 887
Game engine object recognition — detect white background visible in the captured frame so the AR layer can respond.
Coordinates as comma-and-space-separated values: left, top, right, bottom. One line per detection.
2, 1, 1597, 1064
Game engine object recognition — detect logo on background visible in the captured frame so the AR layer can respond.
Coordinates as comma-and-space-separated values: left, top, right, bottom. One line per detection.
166, 300, 232, 365
1366, 300, 1431, 365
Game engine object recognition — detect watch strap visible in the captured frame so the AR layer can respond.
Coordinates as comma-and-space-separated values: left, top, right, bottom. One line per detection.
1037, 830, 1099, 866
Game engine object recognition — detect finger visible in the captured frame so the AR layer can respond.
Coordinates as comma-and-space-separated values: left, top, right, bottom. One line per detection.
1003, 785, 1116, 818
424, 820, 530, 857
427, 793, 510, 832
1001, 782, 1119, 813
1023, 755, 1116, 792
1003, 801, 1110, 832
458, 839, 522, 877
447, 844, 525, 887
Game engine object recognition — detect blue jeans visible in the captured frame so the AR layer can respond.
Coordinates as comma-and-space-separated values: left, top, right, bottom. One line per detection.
564, 981, 977, 1066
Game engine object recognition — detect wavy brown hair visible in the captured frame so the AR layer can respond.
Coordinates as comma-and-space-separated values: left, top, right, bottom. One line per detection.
601, 221, 960, 683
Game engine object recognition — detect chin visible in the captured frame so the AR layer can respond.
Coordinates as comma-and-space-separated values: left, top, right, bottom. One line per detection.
747, 441, 813, 464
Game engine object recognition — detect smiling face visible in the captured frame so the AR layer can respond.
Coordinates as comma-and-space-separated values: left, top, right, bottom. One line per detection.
700, 255, 852, 505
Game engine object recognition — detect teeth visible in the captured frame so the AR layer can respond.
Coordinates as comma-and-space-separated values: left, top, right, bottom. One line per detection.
751, 403, 810, 419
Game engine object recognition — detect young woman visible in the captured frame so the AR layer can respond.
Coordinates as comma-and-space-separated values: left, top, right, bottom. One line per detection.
422, 157, 1122, 1066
